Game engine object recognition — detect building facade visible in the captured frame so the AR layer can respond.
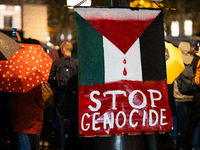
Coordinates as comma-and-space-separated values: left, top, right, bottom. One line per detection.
130, 0, 200, 39
0, 0, 48, 43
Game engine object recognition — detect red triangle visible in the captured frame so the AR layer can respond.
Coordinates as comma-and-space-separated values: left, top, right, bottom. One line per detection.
86, 19, 154, 54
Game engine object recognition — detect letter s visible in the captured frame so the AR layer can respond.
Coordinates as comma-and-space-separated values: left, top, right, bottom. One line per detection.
88, 91, 101, 111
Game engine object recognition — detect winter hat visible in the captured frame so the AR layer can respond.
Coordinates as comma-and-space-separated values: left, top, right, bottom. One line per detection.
178, 42, 193, 65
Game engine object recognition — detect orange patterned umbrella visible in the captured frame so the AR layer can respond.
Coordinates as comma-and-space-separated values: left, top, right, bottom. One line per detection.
0, 43, 53, 93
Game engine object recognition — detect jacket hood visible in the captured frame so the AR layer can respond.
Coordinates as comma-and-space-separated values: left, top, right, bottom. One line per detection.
178, 42, 193, 64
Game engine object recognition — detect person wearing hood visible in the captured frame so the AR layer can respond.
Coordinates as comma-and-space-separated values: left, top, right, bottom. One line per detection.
172, 42, 194, 149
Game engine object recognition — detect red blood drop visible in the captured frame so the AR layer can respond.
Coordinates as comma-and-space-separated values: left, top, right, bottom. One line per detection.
123, 67, 127, 76
123, 58, 126, 64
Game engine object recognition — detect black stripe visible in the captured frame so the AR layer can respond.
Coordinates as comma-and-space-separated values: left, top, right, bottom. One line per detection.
140, 11, 166, 82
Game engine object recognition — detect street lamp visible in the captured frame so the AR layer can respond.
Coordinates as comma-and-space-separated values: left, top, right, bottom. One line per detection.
66, 0, 91, 9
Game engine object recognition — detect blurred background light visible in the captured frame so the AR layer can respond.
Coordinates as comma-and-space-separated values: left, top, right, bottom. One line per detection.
171, 21, 179, 37
184, 20, 192, 36
130, 0, 163, 8
0, 5, 6, 10
14, 6, 21, 11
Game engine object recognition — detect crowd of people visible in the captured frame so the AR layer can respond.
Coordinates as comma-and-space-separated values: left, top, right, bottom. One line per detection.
168, 40, 200, 150
1, 38, 200, 150
0, 40, 81, 150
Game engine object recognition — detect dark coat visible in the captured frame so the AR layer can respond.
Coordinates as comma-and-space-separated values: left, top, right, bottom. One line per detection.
61, 74, 78, 122
190, 56, 200, 120
48, 49, 59, 61
48, 55, 75, 92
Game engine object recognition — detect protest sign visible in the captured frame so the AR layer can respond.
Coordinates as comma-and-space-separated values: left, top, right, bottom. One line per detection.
75, 7, 173, 137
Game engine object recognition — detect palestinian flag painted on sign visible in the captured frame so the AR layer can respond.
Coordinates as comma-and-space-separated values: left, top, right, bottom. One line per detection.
75, 8, 172, 137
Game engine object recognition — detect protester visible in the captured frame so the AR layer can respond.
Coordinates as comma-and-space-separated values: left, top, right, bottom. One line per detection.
47, 48, 60, 62
61, 73, 80, 150
12, 85, 44, 150
168, 83, 179, 144
48, 41, 76, 150
60, 58, 96, 150
182, 41, 200, 150
0, 92, 17, 149
39, 46, 59, 147
166, 46, 179, 144
173, 42, 194, 148
39, 81, 55, 147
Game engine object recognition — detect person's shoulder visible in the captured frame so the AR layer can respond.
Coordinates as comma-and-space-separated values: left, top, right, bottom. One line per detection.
62, 55, 75, 63
51, 57, 62, 68
55, 57, 62, 62
193, 56, 200, 61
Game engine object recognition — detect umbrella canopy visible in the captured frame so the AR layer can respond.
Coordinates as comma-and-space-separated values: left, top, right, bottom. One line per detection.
165, 41, 185, 84
0, 43, 53, 93
165, 35, 195, 47
0, 32, 22, 60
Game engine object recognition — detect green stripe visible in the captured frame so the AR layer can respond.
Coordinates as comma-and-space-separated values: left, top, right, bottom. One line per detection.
75, 12, 105, 86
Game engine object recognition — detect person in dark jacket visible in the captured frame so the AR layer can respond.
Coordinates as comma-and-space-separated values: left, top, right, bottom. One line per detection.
182, 42, 200, 150
48, 41, 75, 150
61, 73, 95, 150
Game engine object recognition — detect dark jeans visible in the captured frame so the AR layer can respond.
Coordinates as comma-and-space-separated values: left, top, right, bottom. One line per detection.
55, 91, 66, 147
185, 118, 200, 149
18, 133, 40, 150
169, 113, 179, 141
175, 101, 191, 146
193, 122, 200, 150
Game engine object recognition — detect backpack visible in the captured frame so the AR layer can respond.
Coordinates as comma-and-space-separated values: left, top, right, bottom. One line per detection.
55, 56, 75, 89
176, 64, 194, 95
